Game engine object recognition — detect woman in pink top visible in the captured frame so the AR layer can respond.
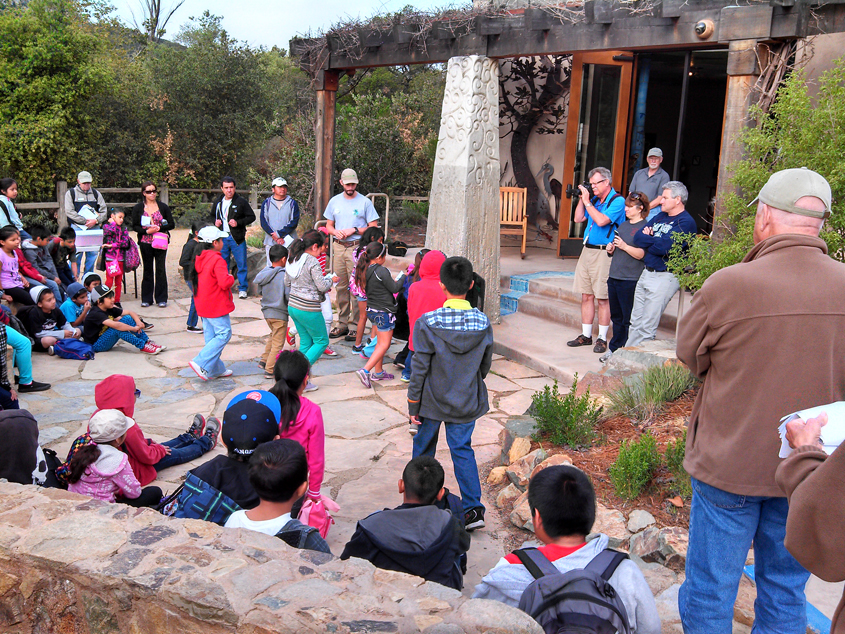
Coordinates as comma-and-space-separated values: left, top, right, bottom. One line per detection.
270, 350, 325, 501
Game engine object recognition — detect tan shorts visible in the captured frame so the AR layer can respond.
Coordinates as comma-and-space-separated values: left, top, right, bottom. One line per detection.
574, 247, 612, 299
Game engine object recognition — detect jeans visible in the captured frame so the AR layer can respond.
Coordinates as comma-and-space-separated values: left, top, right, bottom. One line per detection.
75, 249, 98, 276
92, 315, 149, 352
625, 269, 679, 347
185, 281, 198, 328
413, 418, 483, 512
24, 276, 64, 303
221, 236, 248, 292
153, 433, 213, 471
402, 349, 414, 381
288, 306, 328, 365
607, 277, 639, 352
58, 265, 74, 287
6, 325, 33, 385
679, 478, 810, 634
139, 242, 168, 304
192, 315, 231, 377
0, 386, 20, 409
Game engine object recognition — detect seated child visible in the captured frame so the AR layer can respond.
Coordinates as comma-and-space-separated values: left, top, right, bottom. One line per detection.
49, 226, 78, 286
94, 374, 218, 486
82, 284, 163, 354
82, 272, 101, 300
19, 285, 81, 353
60, 282, 90, 328
255, 244, 289, 379
21, 224, 64, 301
472, 466, 660, 634
224, 438, 331, 553
67, 409, 163, 507
340, 456, 470, 590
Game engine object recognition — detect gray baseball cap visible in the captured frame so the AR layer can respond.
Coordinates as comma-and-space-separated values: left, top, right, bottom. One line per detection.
77, 171, 93, 183
749, 167, 832, 219
647, 148, 663, 158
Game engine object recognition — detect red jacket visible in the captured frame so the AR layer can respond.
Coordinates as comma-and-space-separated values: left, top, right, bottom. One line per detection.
407, 250, 446, 351
194, 249, 234, 318
94, 374, 165, 487
15, 248, 43, 282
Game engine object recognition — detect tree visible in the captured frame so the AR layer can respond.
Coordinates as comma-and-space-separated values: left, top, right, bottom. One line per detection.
130, 0, 184, 42
668, 59, 845, 291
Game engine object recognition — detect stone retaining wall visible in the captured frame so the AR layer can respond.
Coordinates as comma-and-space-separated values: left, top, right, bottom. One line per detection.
0, 483, 540, 634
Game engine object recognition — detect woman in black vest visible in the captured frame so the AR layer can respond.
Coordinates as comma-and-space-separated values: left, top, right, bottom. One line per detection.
131, 182, 174, 307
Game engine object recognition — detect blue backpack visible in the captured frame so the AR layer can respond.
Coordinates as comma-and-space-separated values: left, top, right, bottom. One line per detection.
52, 338, 95, 360
159, 472, 241, 525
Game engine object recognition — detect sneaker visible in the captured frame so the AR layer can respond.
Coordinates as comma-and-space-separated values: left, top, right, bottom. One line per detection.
352, 343, 365, 353
238, 291, 248, 299
153, 342, 167, 351
47, 345, 55, 356
356, 368, 371, 388
566, 334, 593, 347
344, 332, 358, 342
142, 320, 154, 330
258, 360, 266, 369
323, 347, 338, 357
286, 332, 296, 346
408, 422, 419, 436
394, 360, 405, 369
186, 325, 203, 333
400, 374, 411, 383
189, 361, 209, 381
370, 371, 394, 381
218, 369, 234, 378
593, 338, 607, 354
18, 380, 50, 393
187, 414, 206, 439
599, 350, 613, 364
264, 372, 274, 380
304, 381, 319, 393
141, 341, 161, 355
329, 326, 349, 339
140, 302, 151, 308
203, 416, 220, 450
157, 302, 167, 308
464, 507, 486, 532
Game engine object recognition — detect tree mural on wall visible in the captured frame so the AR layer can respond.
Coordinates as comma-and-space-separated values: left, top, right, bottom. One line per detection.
500, 55, 571, 230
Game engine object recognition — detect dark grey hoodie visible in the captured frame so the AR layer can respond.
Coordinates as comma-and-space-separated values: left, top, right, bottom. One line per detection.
407, 303, 494, 424
254, 265, 288, 321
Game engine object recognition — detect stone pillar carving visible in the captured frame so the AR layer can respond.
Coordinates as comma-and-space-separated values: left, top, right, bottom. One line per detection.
426, 55, 501, 322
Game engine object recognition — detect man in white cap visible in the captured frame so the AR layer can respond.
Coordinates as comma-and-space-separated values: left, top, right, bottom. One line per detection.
259, 177, 300, 265
628, 148, 670, 220
676, 167, 845, 634
323, 168, 379, 339
64, 171, 107, 277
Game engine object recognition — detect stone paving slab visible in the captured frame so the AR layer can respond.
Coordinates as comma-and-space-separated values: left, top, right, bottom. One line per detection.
494, 389, 537, 417
490, 358, 544, 379
80, 350, 168, 380
513, 376, 558, 391
231, 320, 271, 338
309, 373, 375, 402
320, 400, 407, 439
324, 438, 392, 473
483, 373, 521, 393
133, 394, 217, 429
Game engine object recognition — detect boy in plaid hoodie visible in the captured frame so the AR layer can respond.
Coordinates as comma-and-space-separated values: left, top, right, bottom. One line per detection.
407, 256, 494, 532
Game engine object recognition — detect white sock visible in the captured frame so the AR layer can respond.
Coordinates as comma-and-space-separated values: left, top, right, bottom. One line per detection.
598, 325, 609, 341
582, 324, 592, 338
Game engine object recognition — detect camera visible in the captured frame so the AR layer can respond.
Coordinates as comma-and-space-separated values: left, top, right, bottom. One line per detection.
565, 180, 594, 199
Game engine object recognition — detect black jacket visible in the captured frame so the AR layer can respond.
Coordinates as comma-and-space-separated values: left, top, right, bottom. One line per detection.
130, 201, 175, 242
339, 503, 470, 590
208, 194, 255, 245
179, 234, 202, 282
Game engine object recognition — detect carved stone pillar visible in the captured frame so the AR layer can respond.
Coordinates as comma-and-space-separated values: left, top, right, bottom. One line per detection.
426, 55, 501, 322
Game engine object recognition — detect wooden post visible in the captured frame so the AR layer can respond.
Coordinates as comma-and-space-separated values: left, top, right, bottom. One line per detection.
250, 185, 259, 226
713, 39, 761, 240
314, 70, 339, 220
159, 183, 169, 205
57, 180, 68, 229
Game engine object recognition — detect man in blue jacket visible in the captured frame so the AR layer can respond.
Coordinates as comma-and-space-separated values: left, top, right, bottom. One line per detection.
625, 180, 697, 347
260, 177, 300, 266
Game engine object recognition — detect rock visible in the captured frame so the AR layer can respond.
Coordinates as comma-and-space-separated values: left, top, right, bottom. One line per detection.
733, 574, 757, 627
657, 527, 688, 572
653, 583, 682, 626
626, 509, 656, 534
455, 598, 544, 634
529, 453, 573, 480
509, 491, 533, 531
629, 527, 660, 561
495, 483, 522, 509
487, 466, 509, 485
498, 416, 537, 464
573, 372, 623, 400
507, 437, 532, 465
631, 556, 679, 596
591, 504, 631, 549
506, 448, 547, 490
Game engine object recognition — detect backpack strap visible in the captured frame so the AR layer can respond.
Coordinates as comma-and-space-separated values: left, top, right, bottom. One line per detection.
276, 519, 320, 549
603, 192, 623, 239
513, 547, 561, 580
585, 548, 629, 581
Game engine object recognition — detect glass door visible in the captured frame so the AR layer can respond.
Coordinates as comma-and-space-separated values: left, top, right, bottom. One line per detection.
559, 52, 634, 257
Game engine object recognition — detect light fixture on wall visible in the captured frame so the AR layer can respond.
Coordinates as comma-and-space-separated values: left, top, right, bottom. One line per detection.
694, 19, 715, 39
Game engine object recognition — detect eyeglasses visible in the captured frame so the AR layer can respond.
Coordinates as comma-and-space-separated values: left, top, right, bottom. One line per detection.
144, 189, 157, 194
589, 178, 608, 187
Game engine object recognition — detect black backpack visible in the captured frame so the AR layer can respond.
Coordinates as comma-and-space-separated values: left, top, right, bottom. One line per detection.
514, 547, 632, 634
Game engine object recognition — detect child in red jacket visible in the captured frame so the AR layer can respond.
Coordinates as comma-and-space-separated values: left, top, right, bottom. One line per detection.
93, 374, 219, 486
188, 227, 235, 381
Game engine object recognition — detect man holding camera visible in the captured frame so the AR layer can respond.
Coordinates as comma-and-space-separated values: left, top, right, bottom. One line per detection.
566, 167, 626, 354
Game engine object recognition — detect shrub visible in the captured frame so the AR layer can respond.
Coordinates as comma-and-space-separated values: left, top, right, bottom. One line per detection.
607, 364, 696, 422
531, 375, 603, 448
246, 230, 265, 249
610, 432, 661, 499
665, 430, 692, 498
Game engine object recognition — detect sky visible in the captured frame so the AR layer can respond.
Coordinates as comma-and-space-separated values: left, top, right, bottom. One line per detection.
110, 0, 449, 51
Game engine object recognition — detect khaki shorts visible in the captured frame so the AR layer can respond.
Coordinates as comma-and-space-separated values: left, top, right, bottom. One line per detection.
573, 247, 612, 299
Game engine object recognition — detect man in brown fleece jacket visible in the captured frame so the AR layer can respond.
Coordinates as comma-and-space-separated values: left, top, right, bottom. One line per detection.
777, 413, 845, 634
676, 167, 844, 634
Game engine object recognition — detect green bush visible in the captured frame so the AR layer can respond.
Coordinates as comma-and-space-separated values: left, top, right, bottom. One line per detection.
665, 430, 692, 498
531, 375, 603, 448
610, 432, 661, 499
246, 230, 265, 249
607, 364, 696, 422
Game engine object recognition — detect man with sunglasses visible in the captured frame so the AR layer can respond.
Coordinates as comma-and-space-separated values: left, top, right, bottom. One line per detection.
629, 148, 670, 220
567, 167, 626, 354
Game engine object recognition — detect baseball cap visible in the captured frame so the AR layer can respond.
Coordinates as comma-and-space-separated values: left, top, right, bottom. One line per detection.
197, 226, 228, 243
88, 409, 135, 444
77, 171, 93, 183
67, 282, 86, 299
647, 148, 663, 158
90, 284, 114, 303
271, 177, 288, 187
222, 390, 282, 456
29, 285, 52, 304
749, 167, 832, 219
340, 168, 359, 185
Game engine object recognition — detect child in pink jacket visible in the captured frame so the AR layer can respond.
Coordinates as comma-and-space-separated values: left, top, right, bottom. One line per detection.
270, 350, 325, 501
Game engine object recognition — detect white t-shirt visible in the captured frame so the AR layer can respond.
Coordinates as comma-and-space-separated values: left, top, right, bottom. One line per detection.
224, 510, 292, 536
323, 192, 379, 240
219, 197, 233, 235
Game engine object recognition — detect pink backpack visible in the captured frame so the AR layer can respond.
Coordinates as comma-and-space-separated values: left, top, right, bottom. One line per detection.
297, 495, 340, 538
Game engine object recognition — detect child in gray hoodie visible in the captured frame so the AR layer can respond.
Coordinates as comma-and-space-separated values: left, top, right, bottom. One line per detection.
255, 244, 289, 379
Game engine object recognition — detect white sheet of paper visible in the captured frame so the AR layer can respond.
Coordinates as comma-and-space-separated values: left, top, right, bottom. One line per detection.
777, 401, 845, 458
141, 216, 152, 227
283, 234, 294, 247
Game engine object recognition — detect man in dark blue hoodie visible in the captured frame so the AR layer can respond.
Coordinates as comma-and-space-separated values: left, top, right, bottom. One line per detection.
339, 456, 470, 590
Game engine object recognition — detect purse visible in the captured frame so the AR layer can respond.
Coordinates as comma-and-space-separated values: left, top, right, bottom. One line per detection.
105, 259, 121, 277
151, 232, 169, 250
124, 238, 141, 271
297, 495, 340, 539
